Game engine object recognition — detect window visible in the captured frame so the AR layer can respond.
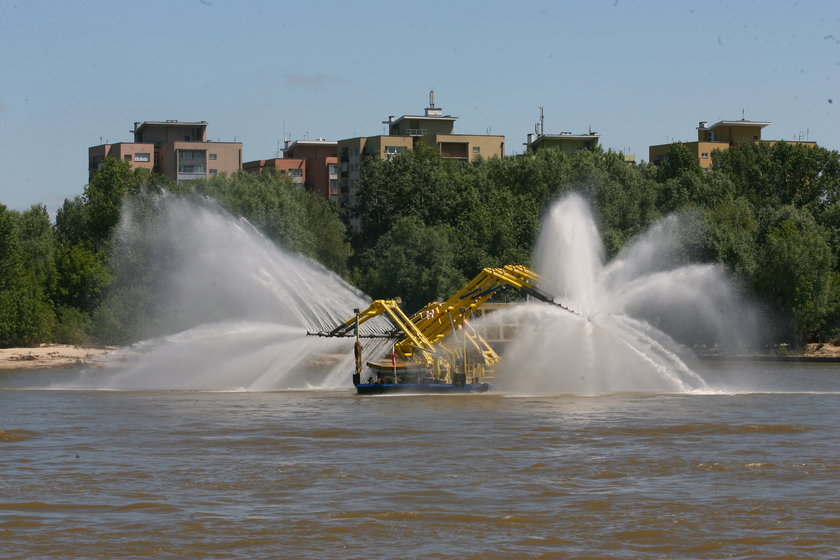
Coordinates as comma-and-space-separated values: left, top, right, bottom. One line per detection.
209, 169, 217, 174
134, 153, 151, 162
473, 146, 481, 154
124, 155, 131, 161
288, 168, 303, 177
209, 153, 217, 160
178, 150, 207, 173
385, 146, 407, 158
701, 152, 710, 159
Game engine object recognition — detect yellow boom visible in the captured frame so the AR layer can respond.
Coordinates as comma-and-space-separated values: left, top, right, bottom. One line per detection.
308, 265, 575, 381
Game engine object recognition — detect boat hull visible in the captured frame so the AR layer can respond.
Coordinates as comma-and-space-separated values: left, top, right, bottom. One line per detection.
355, 382, 490, 395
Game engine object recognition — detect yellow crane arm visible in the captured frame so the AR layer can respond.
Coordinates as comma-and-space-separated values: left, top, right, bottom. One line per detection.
307, 265, 575, 364
308, 299, 436, 360
396, 265, 572, 355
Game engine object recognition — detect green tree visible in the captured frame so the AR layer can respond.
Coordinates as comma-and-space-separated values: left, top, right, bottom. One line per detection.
657, 142, 704, 181
0, 205, 55, 346
81, 158, 173, 250
356, 145, 460, 250
712, 141, 840, 209
753, 206, 835, 344
358, 216, 466, 313
193, 171, 351, 274
700, 197, 759, 280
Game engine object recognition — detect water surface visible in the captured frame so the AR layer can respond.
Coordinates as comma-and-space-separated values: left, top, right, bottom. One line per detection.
1, 362, 838, 559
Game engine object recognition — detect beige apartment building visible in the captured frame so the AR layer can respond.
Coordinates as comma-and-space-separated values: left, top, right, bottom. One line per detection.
88, 121, 242, 183
337, 92, 505, 222
649, 120, 817, 169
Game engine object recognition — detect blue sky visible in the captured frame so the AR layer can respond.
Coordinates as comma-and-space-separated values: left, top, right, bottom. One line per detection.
1, 0, 838, 213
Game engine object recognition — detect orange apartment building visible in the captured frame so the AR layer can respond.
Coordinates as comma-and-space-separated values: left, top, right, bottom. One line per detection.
243, 139, 338, 201
89, 121, 242, 184
649, 119, 817, 169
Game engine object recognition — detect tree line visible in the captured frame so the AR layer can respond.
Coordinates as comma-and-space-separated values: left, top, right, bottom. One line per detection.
0, 141, 837, 349
351, 142, 839, 345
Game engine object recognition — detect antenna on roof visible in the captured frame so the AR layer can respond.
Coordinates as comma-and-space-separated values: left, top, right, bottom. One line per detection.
429, 89, 436, 109
741, 108, 746, 120
538, 106, 545, 136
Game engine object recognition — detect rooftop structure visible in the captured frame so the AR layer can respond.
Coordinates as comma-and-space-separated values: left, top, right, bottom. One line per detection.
525, 107, 600, 155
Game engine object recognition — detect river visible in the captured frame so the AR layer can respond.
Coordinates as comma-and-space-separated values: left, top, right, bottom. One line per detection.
1, 361, 839, 559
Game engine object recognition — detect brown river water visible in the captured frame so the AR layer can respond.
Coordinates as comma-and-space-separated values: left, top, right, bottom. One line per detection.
1, 362, 839, 559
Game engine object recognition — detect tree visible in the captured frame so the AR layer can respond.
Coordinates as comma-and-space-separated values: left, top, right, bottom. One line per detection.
712, 142, 840, 209
82, 158, 173, 250
358, 216, 466, 313
192, 171, 351, 274
700, 197, 759, 280
753, 206, 835, 344
657, 142, 703, 182
0, 205, 55, 347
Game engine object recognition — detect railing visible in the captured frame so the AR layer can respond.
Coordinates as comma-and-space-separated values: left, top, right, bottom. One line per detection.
177, 172, 206, 182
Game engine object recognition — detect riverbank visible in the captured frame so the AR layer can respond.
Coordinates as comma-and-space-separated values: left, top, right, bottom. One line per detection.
0, 344, 115, 371
1, 342, 838, 371
697, 342, 840, 363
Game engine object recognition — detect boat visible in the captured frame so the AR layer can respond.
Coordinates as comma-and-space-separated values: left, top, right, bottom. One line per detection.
355, 381, 490, 395
353, 360, 489, 395
307, 265, 575, 395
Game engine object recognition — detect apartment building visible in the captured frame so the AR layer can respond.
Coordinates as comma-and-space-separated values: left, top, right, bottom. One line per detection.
242, 158, 306, 187
527, 132, 600, 154
649, 119, 817, 169
523, 107, 600, 155
284, 140, 338, 200
88, 121, 242, 183
337, 92, 505, 220
243, 139, 338, 200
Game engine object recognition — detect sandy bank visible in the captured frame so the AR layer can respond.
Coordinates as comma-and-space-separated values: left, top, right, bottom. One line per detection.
0, 344, 116, 371
0, 342, 837, 372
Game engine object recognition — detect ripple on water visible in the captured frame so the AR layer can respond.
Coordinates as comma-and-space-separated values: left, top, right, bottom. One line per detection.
0, 429, 35, 442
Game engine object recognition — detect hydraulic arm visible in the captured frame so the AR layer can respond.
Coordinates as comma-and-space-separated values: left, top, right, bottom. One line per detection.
398, 264, 574, 356
308, 265, 576, 366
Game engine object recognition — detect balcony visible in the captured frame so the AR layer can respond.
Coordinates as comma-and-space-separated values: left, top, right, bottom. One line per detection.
439, 142, 469, 160
177, 172, 207, 182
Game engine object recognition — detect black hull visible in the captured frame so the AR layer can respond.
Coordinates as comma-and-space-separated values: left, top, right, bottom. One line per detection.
355, 383, 490, 395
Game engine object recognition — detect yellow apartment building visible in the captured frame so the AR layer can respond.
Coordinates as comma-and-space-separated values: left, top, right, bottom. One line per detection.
337, 92, 505, 225
649, 120, 817, 169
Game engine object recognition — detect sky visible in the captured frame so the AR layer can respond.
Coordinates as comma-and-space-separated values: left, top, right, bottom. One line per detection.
1, 0, 838, 213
